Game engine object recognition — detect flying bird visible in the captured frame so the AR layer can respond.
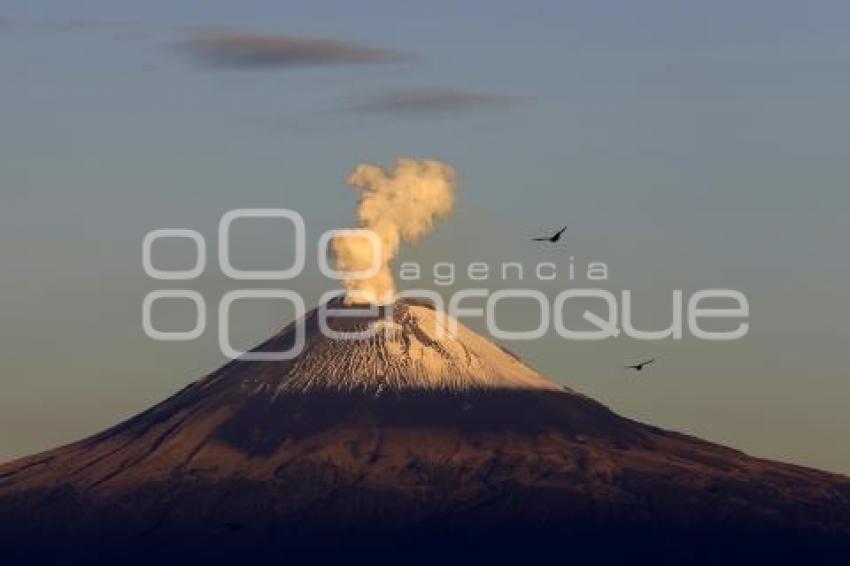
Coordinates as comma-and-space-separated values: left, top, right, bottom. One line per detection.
626, 358, 655, 372
532, 226, 567, 243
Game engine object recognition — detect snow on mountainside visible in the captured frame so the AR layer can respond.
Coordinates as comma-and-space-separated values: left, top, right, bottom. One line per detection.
238, 298, 563, 395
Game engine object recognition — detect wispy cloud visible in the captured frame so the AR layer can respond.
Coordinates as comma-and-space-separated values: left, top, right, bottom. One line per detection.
346, 88, 527, 116
179, 30, 409, 69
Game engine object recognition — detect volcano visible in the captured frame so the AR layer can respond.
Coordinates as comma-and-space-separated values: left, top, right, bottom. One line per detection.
1, 299, 849, 564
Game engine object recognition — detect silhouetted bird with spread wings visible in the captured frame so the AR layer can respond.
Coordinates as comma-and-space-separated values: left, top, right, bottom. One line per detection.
626, 358, 655, 372
532, 226, 567, 243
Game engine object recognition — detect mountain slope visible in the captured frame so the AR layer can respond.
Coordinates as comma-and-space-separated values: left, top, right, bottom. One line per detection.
1, 299, 849, 563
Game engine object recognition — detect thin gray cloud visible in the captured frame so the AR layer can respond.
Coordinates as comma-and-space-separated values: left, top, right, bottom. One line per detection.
346, 88, 527, 116
180, 30, 409, 69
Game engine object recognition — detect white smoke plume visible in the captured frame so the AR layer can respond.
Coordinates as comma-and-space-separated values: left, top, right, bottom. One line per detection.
332, 158, 456, 304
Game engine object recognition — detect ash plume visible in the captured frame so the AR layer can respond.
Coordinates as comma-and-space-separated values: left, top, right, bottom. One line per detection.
332, 158, 456, 304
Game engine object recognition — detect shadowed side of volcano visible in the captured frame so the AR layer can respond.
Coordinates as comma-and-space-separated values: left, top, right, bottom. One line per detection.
2, 383, 849, 563
210, 388, 652, 457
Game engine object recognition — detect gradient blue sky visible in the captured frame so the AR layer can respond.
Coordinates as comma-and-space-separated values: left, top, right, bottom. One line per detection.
2, 1, 849, 473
